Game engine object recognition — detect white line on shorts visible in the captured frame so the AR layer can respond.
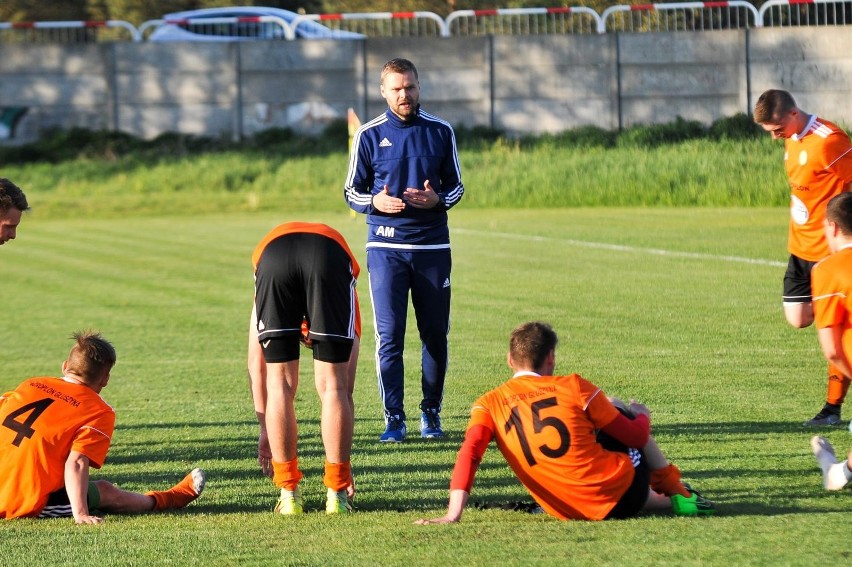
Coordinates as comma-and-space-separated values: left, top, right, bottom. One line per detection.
455, 228, 785, 268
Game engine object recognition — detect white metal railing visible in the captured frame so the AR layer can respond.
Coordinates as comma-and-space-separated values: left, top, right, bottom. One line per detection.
602, 2, 761, 32
759, 0, 852, 27
445, 7, 604, 36
292, 11, 448, 37
0, 19, 140, 43
4, 3, 852, 43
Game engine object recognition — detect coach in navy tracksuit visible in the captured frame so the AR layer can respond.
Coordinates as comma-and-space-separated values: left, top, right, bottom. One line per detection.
344, 58, 465, 442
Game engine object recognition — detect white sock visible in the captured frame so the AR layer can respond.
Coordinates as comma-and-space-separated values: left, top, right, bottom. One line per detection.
825, 461, 852, 491
811, 436, 838, 476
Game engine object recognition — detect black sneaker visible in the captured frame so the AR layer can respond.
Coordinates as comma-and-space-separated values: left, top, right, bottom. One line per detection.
803, 405, 842, 427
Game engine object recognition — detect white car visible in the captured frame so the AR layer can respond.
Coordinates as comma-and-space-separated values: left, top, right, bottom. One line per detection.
147, 6, 363, 41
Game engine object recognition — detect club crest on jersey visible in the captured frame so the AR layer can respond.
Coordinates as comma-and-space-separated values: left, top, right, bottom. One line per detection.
791, 194, 809, 225
376, 226, 395, 238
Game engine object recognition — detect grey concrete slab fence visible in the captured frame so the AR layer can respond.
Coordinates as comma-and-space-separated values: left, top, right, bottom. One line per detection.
0, 26, 850, 144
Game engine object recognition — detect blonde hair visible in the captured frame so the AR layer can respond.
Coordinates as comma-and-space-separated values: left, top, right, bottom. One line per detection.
381, 58, 418, 83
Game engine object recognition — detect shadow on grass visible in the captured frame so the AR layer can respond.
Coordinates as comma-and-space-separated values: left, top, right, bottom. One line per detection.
651, 420, 816, 436
96, 417, 849, 518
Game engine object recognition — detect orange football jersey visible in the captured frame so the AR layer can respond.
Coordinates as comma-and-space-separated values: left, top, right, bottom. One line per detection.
0, 377, 115, 519
467, 372, 634, 520
785, 117, 852, 261
812, 246, 852, 359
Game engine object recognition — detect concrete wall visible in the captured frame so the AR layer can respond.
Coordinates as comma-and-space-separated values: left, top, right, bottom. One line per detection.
1, 26, 850, 144
748, 27, 852, 119
617, 30, 748, 128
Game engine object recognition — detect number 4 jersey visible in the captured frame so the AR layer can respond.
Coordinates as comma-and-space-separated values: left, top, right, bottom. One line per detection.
467, 372, 635, 520
0, 377, 115, 519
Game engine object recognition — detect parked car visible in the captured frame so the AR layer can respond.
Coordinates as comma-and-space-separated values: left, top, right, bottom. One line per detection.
147, 6, 363, 41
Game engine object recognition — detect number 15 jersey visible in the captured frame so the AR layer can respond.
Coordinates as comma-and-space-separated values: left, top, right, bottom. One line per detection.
468, 372, 634, 520
0, 377, 115, 519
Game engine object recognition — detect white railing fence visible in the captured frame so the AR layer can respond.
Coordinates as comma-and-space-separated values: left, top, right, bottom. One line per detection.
2, 3, 852, 43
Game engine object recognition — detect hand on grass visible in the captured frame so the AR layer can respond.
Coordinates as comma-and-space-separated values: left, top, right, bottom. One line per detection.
414, 515, 458, 525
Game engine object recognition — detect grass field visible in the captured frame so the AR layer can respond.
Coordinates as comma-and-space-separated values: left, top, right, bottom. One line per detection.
1, 206, 850, 565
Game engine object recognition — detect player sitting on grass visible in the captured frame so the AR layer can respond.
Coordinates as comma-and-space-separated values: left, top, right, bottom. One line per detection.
0, 331, 205, 524
416, 321, 715, 524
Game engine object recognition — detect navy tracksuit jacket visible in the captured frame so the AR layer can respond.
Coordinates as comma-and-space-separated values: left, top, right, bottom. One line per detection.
344, 106, 464, 420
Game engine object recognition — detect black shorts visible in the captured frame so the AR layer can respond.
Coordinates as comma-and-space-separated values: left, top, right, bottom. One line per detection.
783, 254, 818, 305
597, 430, 650, 520
255, 233, 357, 363
38, 482, 100, 518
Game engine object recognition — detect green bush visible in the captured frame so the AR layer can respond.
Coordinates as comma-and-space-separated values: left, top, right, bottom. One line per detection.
0, 115, 768, 167
520, 125, 616, 150
709, 112, 763, 140
617, 116, 707, 148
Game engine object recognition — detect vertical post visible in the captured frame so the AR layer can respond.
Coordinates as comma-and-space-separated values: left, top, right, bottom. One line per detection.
488, 35, 495, 130
358, 40, 369, 123
232, 42, 243, 142
744, 28, 753, 117
105, 43, 119, 132
615, 32, 623, 131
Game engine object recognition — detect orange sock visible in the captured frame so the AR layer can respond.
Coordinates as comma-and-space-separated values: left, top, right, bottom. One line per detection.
323, 461, 352, 491
650, 463, 690, 498
146, 468, 205, 510
272, 458, 303, 490
826, 364, 850, 406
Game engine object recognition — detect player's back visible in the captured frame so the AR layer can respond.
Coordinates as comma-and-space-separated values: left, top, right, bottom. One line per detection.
474, 373, 634, 520
0, 377, 115, 519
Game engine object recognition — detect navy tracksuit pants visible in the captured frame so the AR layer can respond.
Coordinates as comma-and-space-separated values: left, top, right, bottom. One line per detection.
367, 248, 451, 421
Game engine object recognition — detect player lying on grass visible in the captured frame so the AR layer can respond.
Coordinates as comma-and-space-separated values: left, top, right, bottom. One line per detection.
416, 321, 715, 524
0, 331, 205, 524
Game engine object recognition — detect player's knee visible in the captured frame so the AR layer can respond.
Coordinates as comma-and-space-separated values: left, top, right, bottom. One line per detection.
91, 480, 118, 506
785, 313, 814, 328
784, 304, 814, 328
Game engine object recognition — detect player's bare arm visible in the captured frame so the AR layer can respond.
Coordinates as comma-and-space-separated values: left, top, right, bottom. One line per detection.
247, 305, 273, 477
414, 488, 469, 525
65, 451, 104, 525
